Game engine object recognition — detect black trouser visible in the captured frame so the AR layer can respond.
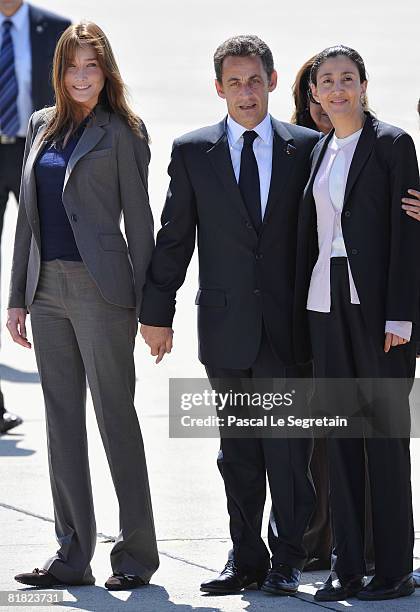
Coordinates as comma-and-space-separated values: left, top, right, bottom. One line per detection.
309, 258, 414, 579
302, 438, 332, 563
205, 326, 315, 573
0, 139, 26, 416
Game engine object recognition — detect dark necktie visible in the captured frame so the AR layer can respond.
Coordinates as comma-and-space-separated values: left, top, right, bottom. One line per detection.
0, 20, 19, 136
238, 130, 261, 232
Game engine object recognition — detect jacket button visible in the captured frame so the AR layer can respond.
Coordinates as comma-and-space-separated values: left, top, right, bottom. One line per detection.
246, 221, 252, 229
344, 210, 351, 217
255, 253, 263, 260
253, 289, 261, 295
71, 214, 78, 222
351, 248, 358, 255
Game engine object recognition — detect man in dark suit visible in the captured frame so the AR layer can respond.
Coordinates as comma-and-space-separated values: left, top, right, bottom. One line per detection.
140, 35, 320, 595
0, 1, 70, 433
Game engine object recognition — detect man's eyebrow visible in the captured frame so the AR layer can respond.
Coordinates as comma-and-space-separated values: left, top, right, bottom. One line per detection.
226, 74, 260, 82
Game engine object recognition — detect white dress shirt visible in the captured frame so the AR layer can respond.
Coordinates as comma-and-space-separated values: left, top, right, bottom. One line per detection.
0, 2, 32, 137
329, 129, 362, 257
226, 114, 273, 219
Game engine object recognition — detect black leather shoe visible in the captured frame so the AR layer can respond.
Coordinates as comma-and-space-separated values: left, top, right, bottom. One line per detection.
200, 560, 267, 594
413, 567, 420, 588
356, 574, 415, 600
261, 564, 301, 595
105, 573, 146, 590
314, 574, 366, 601
14, 568, 64, 588
0, 412, 23, 434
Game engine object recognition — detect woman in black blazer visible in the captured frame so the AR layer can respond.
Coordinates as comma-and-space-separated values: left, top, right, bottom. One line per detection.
295, 45, 420, 602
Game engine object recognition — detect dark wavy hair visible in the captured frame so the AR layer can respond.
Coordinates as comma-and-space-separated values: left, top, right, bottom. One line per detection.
214, 35, 274, 83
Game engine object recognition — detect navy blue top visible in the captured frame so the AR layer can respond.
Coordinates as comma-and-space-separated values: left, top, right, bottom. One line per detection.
35, 121, 88, 262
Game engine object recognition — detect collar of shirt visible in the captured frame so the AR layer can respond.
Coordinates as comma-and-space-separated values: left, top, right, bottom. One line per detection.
227, 113, 273, 148
330, 127, 363, 152
0, 2, 29, 30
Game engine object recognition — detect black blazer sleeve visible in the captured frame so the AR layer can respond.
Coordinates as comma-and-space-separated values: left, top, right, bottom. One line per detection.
140, 142, 197, 326
386, 132, 420, 322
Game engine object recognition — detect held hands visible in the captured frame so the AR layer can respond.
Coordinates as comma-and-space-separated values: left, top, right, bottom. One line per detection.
384, 332, 407, 353
6, 308, 32, 349
402, 189, 420, 219
140, 324, 173, 363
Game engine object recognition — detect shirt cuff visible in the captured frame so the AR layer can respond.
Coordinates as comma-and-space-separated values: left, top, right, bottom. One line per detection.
385, 321, 412, 342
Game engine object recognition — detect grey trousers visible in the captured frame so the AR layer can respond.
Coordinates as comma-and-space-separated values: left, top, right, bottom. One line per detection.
29, 260, 159, 585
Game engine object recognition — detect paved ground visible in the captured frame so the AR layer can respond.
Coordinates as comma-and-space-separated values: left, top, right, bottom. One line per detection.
1, 0, 420, 610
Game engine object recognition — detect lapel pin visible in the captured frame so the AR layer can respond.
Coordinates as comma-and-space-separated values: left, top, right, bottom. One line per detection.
285, 143, 294, 155
36, 25, 44, 33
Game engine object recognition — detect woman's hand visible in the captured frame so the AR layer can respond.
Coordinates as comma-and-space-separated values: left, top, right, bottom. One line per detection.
402, 189, 420, 220
6, 308, 31, 349
384, 332, 407, 353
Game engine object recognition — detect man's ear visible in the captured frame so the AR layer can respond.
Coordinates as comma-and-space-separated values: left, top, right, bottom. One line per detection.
215, 78, 226, 99
268, 70, 278, 93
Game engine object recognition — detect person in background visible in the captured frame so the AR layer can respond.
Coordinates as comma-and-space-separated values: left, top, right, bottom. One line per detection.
295, 45, 419, 601
7, 22, 159, 590
291, 55, 333, 134
0, 0, 70, 434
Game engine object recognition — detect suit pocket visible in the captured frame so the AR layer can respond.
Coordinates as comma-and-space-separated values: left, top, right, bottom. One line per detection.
195, 288, 227, 307
83, 148, 112, 160
99, 233, 127, 252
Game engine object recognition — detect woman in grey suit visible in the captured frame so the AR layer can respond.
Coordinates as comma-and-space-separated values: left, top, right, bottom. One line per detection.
7, 22, 159, 590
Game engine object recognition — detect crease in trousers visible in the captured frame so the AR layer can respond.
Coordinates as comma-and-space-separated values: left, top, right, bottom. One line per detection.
29, 260, 159, 584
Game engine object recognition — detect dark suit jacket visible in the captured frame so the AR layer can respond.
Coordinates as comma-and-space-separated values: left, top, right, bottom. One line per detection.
28, 3, 71, 111
294, 112, 420, 363
140, 117, 320, 369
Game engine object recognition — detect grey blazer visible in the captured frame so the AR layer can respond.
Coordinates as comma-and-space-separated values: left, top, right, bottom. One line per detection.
8, 106, 154, 316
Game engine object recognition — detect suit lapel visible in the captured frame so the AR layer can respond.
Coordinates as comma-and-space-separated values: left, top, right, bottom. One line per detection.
343, 113, 376, 206
302, 131, 332, 202
262, 119, 296, 225
63, 125, 105, 191
63, 106, 109, 191
206, 120, 254, 226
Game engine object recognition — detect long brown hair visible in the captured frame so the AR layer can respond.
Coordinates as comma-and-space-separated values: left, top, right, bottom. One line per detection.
44, 22, 147, 142
291, 55, 318, 130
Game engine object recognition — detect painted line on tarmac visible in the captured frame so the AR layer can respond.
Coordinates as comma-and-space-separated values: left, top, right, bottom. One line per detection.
3, 501, 420, 580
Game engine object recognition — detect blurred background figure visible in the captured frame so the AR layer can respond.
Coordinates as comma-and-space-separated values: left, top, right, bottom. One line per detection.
0, 1, 70, 433
291, 55, 332, 134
